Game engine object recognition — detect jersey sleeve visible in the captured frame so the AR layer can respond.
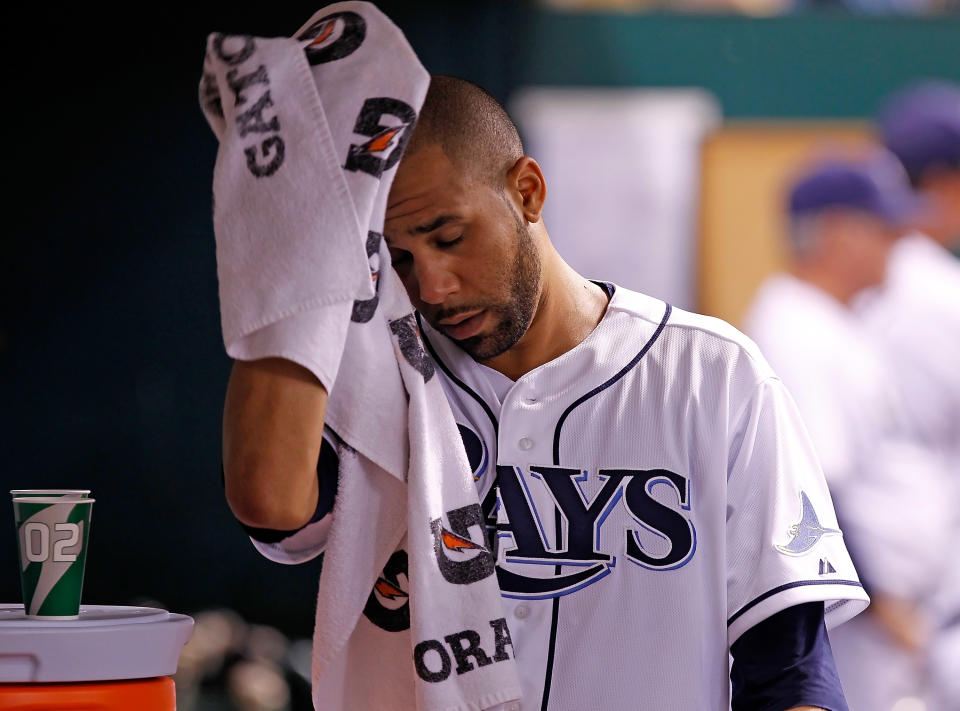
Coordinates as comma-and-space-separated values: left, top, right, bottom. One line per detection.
725, 376, 869, 644
246, 429, 340, 565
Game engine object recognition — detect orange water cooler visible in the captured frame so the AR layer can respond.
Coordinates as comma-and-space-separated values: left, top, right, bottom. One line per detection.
0, 604, 193, 711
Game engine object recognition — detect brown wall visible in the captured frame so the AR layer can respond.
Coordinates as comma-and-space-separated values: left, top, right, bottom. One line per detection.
697, 123, 875, 327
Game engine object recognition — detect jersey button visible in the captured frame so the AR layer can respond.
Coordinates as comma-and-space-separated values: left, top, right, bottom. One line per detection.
514, 604, 530, 619
518, 437, 533, 451
523, 396, 538, 404
505, 703, 521, 711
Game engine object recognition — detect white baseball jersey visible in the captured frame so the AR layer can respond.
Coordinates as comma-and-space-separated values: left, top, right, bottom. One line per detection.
254, 283, 868, 711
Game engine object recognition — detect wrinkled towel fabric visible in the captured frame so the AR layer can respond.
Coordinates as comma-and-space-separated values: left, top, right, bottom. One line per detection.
199, 4, 522, 710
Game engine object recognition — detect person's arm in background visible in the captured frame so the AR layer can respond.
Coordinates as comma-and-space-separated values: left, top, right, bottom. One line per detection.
222, 357, 327, 531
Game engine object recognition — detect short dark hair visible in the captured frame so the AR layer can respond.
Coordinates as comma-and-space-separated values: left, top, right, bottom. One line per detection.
406, 75, 524, 186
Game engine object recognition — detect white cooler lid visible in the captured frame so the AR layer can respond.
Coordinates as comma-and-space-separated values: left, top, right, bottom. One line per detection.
0, 604, 194, 682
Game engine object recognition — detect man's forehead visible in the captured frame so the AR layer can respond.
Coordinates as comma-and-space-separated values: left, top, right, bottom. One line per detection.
385, 188, 449, 228
383, 205, 464, 242
387, 142, 474, 202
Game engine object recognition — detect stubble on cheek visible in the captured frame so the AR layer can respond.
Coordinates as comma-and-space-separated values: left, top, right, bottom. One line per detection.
455, 219, 541, 360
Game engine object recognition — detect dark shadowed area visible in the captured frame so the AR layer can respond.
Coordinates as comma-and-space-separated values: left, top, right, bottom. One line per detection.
2, 1, 957, 639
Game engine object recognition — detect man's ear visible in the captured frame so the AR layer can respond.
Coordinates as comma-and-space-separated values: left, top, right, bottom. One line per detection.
506, 156, 547, 223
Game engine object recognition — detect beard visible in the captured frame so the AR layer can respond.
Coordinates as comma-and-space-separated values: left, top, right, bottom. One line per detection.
434, 214, 542, 361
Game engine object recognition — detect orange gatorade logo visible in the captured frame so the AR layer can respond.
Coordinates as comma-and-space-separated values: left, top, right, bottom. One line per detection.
430, 504, 495, 585
363, 550, 410, 632
344, 98, 417, 179
360, 125, 406, 155
373, 576, 407, 601
307, 20, 336, 47
441, 528, 487, 553
297, 10, 367, 65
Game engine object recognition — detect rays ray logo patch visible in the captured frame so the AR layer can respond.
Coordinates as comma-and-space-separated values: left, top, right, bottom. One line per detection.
776, 491, 841, 556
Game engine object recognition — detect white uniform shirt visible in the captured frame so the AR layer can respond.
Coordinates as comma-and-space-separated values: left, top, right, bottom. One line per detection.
857, 233, 960, 457
856, 235, 960, 708
256, 284, 868, 711
745, 273, 952, 600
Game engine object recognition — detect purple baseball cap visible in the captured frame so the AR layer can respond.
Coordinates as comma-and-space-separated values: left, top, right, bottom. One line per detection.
788, 152, 926, 225
879, 81, 960, 183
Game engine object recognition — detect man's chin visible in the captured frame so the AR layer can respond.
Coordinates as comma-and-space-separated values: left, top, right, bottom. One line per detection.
456, 323, 526, 361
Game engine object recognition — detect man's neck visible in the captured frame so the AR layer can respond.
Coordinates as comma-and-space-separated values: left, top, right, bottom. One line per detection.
790, 263, 860, 306
479, 252, 609, 381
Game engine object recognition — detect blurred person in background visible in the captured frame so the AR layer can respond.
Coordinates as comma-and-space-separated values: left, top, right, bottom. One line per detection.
863, 81, 960, 462
857, 80, 960, 710
744, 153, 955, 710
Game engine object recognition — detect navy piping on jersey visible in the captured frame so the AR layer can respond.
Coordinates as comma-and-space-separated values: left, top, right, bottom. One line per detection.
540, 511, 563, 711
541, 300, 670, 711
552, 301, 672, 466
416, 312, 499, 435
727, 579, 863, 627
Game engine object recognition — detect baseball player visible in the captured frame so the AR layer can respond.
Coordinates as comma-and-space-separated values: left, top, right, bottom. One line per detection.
858, 81, 960, 459
744, 153, 955, 710
224, 77, 868, 710
859, 81, 960, 710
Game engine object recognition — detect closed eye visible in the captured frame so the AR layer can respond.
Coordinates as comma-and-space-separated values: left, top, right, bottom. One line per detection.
436, 235, 463, 248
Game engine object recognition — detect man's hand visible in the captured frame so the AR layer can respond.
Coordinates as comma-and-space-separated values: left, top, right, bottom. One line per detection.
222, 358, 328, 530
870, 591, 929, 652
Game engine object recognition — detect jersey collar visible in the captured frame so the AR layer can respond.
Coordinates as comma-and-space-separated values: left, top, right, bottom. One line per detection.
418, 284, 671, 416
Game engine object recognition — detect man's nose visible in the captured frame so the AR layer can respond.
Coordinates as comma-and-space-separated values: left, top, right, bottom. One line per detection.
412, 258, 459, 305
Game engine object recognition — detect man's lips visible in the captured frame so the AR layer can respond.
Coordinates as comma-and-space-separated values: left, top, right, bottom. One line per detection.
438, 309, 483, 326
437, 310, 486, 340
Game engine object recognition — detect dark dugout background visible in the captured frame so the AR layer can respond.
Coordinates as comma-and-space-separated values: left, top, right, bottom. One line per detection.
0, 2, 523, 636
2, 1, 958, 636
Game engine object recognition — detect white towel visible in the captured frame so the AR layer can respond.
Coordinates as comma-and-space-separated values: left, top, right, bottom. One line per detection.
199, 4, 522, 710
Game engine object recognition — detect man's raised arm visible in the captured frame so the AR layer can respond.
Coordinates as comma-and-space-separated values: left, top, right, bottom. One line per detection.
222, 358, 327, 531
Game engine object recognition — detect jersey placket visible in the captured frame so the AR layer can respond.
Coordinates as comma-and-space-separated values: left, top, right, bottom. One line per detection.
496, 372, 571, 711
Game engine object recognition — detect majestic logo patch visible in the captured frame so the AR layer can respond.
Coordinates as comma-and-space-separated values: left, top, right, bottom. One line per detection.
493, 466, 696, 599
351, 231, 382, 323
456, 423, 488, 481
343, 98, 416, 178
776, 491, 841, 556
430, 504, 495, 585
819, 557, 837, 576
297, 10, 367, 65
363, 549, 410, 631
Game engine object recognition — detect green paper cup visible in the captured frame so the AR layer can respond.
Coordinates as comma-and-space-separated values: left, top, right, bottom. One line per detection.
10, 489, 91, 498
13, 496, 94, 619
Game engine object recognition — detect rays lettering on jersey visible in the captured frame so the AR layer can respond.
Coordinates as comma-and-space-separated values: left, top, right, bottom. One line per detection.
493, 465, 696, 599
